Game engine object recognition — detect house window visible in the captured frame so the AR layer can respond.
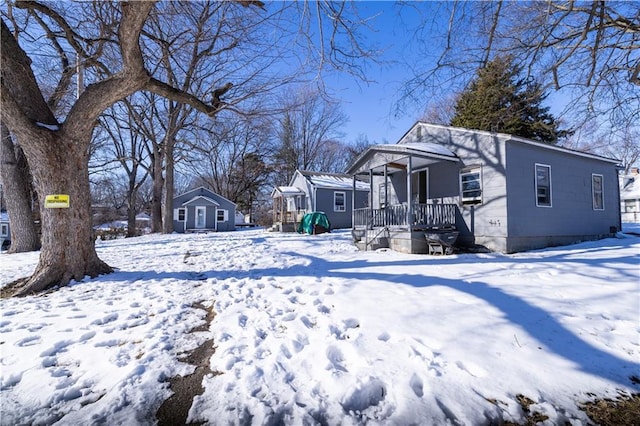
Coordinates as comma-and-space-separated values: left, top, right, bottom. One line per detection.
1, 224, 8, 237
217, 209, 228, 222
592, 174, 604, 210
334, 191, 346, 212
535, 164, 552, 207
174, 208, 186, 222
460, 167, 482, 204
624, 200, 637, 212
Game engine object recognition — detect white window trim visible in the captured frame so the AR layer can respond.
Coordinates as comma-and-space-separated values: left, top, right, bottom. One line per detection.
592, 174, 604, 211
0, 223, 8, 237
535, 163, 552, 208
334, 191, 346, 212
217, 209, 228, 222
460, 166, 482, 205
174, 208, 186, 222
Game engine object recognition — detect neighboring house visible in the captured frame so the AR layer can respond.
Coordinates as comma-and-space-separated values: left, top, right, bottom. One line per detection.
620, 167, 640, 223
172, 187, 236, 233
347, 122, 621, 254
0, 211, 10, 249
271, 170, 369, 232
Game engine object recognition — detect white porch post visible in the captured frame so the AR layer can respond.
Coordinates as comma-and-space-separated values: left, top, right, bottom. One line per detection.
406, 155, 413, 226
352, 175, 356, 230
383, 164, 388, 227
369, 169, 374, 226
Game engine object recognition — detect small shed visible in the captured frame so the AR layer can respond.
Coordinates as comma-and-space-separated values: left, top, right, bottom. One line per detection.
172, 187, 236, 233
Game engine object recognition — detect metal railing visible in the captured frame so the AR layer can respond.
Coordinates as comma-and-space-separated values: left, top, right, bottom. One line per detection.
353, 203, 456, 229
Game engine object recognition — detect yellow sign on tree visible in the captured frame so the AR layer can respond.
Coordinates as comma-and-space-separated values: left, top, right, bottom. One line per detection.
45, 194, 70, 209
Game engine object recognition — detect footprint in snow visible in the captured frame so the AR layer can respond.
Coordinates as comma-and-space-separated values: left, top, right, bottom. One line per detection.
341, 377, 387, 412
15, 335, 41, 347
238, 314, 248, 328
90, 313, 118, 326
326, 345, 348, 373
378, 332, 391, 342
409, 373, 424, 398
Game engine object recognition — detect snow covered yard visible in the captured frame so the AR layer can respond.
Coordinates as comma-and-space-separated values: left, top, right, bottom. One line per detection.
1, 228, 638, 425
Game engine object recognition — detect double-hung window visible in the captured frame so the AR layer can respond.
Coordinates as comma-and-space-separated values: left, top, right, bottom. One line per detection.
334, 191, 346, 212
535, 164, 552, 207
592, 174, 604, 210
460, 167, 482, 204
217, 209, 228, 222
174, 208, 186, 222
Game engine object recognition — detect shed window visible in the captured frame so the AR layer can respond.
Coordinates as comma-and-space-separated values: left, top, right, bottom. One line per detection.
1, 224, 8, 237
217, 209, 228, 222
535, 164, 552, 207
334, 192, 346, 212
592, 174, 604, 210
460, 167, 482, 204
174, 208, 186, 222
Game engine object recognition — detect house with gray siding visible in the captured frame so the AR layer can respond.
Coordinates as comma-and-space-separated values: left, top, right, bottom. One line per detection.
172, 187, 236, 233
1, 211, 10, 249
347, 122, 621, 254
620, 168, 640, 223
272, 170, 369, 231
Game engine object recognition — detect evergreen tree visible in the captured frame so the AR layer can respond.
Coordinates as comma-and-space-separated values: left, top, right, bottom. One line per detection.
450, 56, 569, 144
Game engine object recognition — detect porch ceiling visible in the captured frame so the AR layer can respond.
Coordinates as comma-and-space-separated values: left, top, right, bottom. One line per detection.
347, 142, 459, 176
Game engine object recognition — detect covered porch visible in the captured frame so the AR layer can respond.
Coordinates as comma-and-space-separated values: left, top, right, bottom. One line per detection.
271, 186, 307, 232
347, 142, 462, 253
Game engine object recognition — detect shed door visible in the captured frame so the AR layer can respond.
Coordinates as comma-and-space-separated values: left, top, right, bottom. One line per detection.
195, 206, 206, 229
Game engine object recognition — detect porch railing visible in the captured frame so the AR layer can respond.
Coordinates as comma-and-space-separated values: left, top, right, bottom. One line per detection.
274, 210, 307, 224
353, 203, 457, 229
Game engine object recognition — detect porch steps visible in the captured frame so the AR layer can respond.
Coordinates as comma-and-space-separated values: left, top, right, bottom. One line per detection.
353, 227, 389, 251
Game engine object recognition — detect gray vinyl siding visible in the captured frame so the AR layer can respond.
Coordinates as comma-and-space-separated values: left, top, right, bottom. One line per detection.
402, 123, 620, 253
409, 125, 510, 250
290, 172, 368, 229
313, 188, 365, 229
172, 187, 236, 233
504, 141, 620, 252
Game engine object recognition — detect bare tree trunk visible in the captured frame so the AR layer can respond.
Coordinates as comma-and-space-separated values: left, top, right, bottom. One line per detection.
0, 124, 40, 252
162, 142, 175, 234
126, 179, 138, 238
7, 131, 112, 296
151, 148, 164, 233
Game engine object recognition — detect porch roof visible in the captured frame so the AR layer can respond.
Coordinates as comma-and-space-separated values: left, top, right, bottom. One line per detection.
346, 142, 459, 176
271, 186, 305, 198
182, 195, 220, 207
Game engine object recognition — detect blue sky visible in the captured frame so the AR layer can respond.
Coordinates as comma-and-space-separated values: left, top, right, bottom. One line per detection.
324, 1, 572, 147
324, 1, 424, 145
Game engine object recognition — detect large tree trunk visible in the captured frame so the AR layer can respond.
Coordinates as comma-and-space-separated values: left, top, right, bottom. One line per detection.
0, 4, 155, 296
162, 144, 175, 234
151, 147, 164, 233
126, 183, 138, 238
0, 124, 40, 253
7, 131, 112, 296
